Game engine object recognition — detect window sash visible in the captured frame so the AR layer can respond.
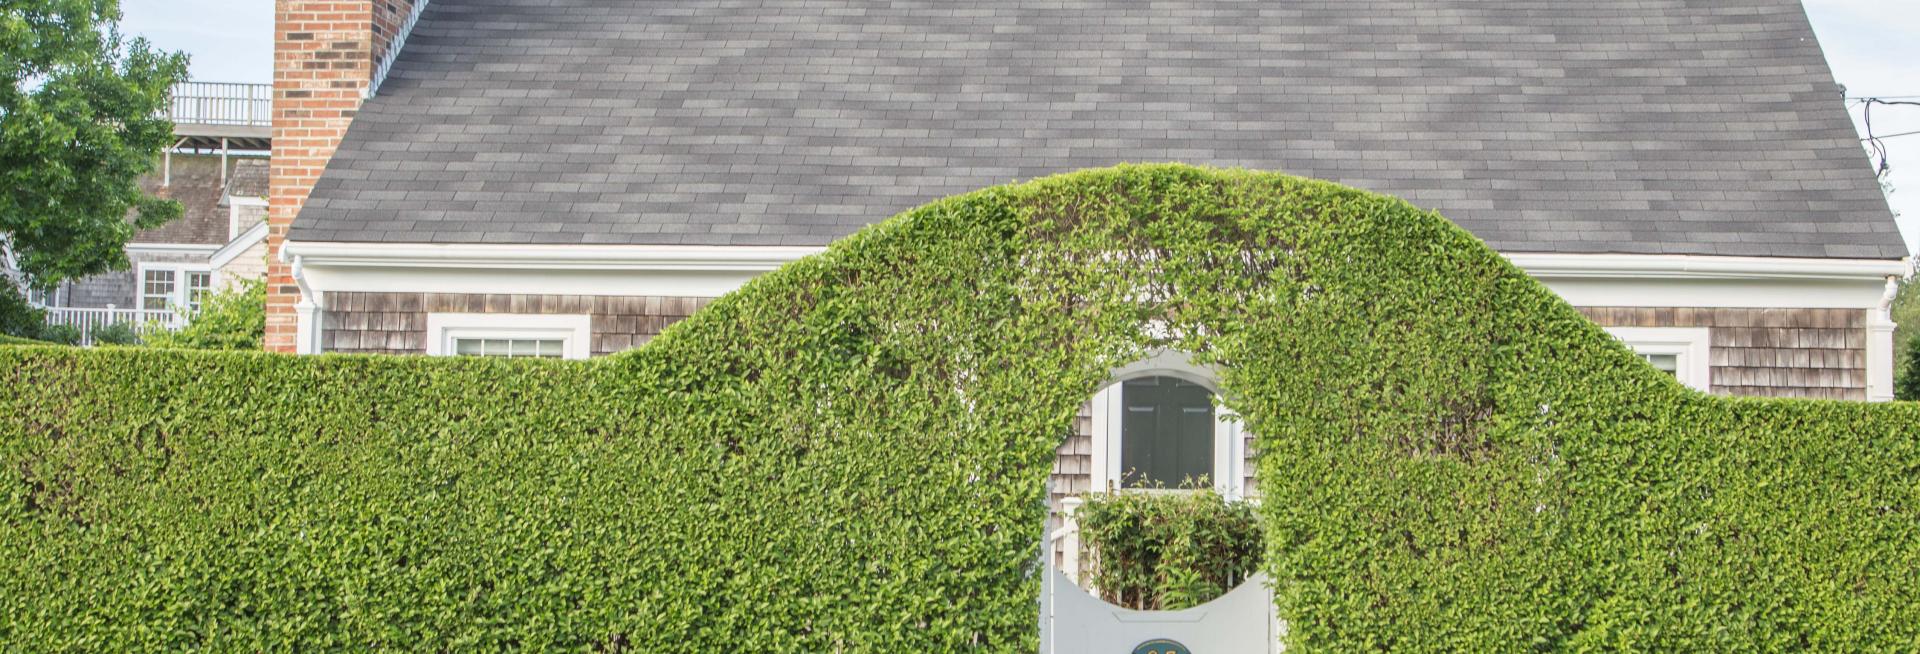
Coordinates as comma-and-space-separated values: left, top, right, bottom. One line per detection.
141, 270, 177, 310
425, 313, 593, 360
452, 337, 567, 359
186, 271, 212, 312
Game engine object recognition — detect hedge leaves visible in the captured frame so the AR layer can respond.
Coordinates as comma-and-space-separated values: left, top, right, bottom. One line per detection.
4, 165, 1918, 651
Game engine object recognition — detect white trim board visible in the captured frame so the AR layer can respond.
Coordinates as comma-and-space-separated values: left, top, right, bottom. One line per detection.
126, 242, 222, 255
284, 241, 1910, 280
1507, 252, 1910, 282
1604, 326, 1712, 391
290, 259, 1905, 310
298, 265, 763, 299
424, 312, 592, 360
283, 242, 1910, 309
1088, 350, 1246, 498
281, 241, 823, 271
210, 222, 269, 270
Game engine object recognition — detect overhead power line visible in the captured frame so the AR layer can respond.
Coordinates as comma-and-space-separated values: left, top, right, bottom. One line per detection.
1858, 98, 1920, 179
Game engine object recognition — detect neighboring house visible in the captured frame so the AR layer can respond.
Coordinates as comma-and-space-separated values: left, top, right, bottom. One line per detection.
212, 159, 272, 284
263, 0, 1910, 577
29, 83, 271, 343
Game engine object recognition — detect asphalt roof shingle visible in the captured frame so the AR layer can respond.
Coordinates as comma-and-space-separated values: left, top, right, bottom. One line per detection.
291, 0, 1906, 260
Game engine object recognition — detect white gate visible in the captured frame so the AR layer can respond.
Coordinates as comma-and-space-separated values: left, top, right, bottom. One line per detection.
1040, 503, 1281, 654
1039, 570, 1280, 654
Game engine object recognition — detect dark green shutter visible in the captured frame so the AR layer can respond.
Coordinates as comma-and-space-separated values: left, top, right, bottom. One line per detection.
1119, 376, 1215, 488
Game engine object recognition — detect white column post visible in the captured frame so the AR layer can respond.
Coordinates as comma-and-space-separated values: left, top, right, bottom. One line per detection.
290, 255, 326, 355
1866, 275, 1899, 402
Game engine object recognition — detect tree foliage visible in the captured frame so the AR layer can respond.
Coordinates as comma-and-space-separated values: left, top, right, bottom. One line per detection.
1892, 279, 1920, 395
2, 165, 1918, 651
143, 277, 264, 350
0, 0, 188, 285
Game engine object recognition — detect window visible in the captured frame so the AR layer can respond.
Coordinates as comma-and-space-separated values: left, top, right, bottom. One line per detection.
1639, 353, 1679, 376
1606, 326, 1711, 391
452, 337, 566, 359
137, 264, 214, 313
1117, 376, 1216, 488
26, 286, 59, 307
186, 271, 212, 312
1090, 351, 1244, 497
425, 313, 592, 360
141, 269, 176, 310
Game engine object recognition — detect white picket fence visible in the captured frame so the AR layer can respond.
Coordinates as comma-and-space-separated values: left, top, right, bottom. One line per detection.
40, 306, 187, 346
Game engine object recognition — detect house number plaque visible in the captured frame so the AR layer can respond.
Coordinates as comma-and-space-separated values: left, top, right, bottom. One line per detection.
1130, 639, 1190, 654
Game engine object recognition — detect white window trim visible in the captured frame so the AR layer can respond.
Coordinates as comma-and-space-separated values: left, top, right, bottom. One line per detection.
226, 196, 267, 240
1088, 350, 1245, 499
135, 262, 213, 312
1605, 326, 1712, 392
424, 313, 592, 360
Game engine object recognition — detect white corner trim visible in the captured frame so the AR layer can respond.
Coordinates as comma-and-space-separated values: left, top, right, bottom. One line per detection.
290, 255, 326, 355
280, 241, 827, 272
1604, 326, 1713, 392
125, 242, 223, 255
424, 312, 592, 360
1507, 252, 1912, 282
1866, 276, 1899, 402
209, 222, 269, 270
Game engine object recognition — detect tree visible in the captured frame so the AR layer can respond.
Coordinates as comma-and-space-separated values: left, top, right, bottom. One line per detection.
1893, 279, 1920, 395
1898, 332, 1920, 401
1, 0, 188, 287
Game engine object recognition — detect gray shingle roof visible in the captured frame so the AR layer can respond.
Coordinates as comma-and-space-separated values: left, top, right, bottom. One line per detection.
221, 158, 268, 205
291, 0, 1905, 260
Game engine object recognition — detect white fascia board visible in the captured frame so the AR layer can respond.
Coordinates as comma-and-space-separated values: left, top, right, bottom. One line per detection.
209, 222, 269, 269
1506, 252, 1911, 282
1539, 277, 1890, 310
280, 241, 826, 272
284, 241, 1912, 309
1511, 253, 1912, 310
126, 242, 223, 255
298, 264, 766, 298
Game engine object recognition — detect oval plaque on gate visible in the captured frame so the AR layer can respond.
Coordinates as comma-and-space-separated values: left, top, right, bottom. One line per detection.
1131, 639, 1190, 654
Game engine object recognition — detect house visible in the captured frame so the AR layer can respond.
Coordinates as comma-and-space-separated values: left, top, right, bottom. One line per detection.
264, 0, 1909, 572
27, 82, 271, 344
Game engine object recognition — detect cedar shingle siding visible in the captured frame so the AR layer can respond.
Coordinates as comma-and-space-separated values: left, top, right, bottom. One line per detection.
321, 292, 710, 356
1580, 307, 1868, 400
138, 155, 240, 246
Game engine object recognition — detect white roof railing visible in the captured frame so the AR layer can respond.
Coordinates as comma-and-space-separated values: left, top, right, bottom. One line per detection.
168, 82, 272, 127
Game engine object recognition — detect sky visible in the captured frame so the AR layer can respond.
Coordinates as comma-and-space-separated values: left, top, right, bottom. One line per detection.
117, 0, 1920, 254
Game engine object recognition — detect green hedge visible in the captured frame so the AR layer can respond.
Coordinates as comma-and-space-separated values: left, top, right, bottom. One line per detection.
4, 164, 1918, 651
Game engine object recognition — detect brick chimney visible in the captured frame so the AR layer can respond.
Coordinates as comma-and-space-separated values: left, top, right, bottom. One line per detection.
266, 0, 416, 352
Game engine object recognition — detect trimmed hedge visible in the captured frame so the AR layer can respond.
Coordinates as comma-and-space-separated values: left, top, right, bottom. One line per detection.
4, 164, 1918, 651
1075, 489, 1261, 611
